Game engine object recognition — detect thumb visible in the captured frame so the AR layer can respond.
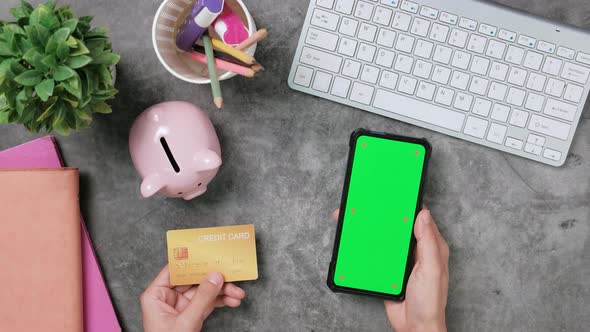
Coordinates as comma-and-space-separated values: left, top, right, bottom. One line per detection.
413, 210, 443, 273
177, 272, 224, 331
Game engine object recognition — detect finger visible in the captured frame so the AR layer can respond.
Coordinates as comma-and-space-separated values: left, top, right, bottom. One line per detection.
222, 283, 246, 300
425, 211, 450, 264
175, 285, 192, 293
332, 209, 339, 222
177, 272, 224, 330
147, 265, 173, 289
413, 209, 443, 274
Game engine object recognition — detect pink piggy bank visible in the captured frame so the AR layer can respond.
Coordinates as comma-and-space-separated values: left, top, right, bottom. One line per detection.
129, 101, 221, 200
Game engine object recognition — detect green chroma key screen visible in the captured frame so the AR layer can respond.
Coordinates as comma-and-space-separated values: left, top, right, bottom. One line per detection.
332, 133, 427, 297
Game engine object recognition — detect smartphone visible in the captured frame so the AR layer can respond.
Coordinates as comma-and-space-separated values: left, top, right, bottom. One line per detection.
327, 129, 431, 301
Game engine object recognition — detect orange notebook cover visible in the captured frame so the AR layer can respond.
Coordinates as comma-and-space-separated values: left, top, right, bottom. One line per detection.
0, 168, 83, 331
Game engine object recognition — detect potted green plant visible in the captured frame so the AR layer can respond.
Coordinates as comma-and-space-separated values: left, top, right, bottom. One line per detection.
0, 1, 120, 135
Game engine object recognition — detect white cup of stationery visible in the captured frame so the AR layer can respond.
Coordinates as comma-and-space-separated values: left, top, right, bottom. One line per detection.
152, 0, 257, 84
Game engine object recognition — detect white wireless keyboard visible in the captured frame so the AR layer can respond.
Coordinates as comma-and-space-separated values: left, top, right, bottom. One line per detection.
288, 0, 590, 166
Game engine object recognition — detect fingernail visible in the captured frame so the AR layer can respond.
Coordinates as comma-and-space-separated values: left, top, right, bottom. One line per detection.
421, 210, 431, 225
207, 272, 223, 285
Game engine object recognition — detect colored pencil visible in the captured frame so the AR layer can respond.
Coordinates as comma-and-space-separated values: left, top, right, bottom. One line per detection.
210, 37, 257, 65
192, 45, 265, 72
189, 52, 256, 78
236, 28, 268, 50
202, 35, 223, 109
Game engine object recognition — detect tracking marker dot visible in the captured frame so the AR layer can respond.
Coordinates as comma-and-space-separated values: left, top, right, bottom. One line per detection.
361, 142, 367, 148
351, 208, 356, 214
340, 275, 345, 281
403, 216, 409, 222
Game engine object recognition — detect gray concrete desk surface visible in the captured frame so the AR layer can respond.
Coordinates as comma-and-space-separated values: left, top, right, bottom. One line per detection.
1, 0, 589, 331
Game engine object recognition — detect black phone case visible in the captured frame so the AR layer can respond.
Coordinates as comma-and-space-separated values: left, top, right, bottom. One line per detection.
327, 128, 432, 301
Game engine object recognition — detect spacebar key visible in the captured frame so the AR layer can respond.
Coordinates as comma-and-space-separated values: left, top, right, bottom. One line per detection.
373, 89, 466, 131
300, 46, 343, 73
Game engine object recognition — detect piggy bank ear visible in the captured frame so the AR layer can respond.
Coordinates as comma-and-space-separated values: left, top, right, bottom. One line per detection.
194, 149, 221, 172
140, 174, 164, 198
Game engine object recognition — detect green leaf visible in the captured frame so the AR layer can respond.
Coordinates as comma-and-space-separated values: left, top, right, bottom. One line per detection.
0, 111, 9, 124
66, 35, 77, 47
56, 41, 70, 60
14, 69, 42, 86
94, 101, 112, 114
36, 97, 57, 121
63, 72, 81, 98
29, 4, 59, 31
66, 55, 92, 69
34, 78, 54, 101
15, 87, 32, 116
22, 47, 41, 64
92, 52, 120, 66
0, 42, 16, 57
97, 64, 112, 85
53, 65, 75, 81
62, 19, 78, 33
70, 38, 89, 56
41, 54, 57, 68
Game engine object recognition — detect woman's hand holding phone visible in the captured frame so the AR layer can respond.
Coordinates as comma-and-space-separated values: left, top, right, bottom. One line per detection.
332, 209, 449, 332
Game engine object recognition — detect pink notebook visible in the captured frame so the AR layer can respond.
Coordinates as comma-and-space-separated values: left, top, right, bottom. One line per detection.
0, 136, 121, 332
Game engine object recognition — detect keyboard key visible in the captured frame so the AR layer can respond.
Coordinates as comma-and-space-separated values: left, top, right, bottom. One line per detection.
561, 62, 590, 84
449, 29, 468, 48
507, 67, 527, 86
469, 76, 489, 95
395, 34, 415, 53
498, 29, 516, 42
410, 18, 430, 37
537, 41, 555, 54
357, 43, 377, 62
505, 45, 525, 65
414, 40, 434, 59
470, 56, 490, 75
452, 51, 471, 70
317, 0, 335, 9
450, 71, 470, 90
416, 81, 436, 100
524, 143, 542, 155
543, 98, 577, 121
489, 62, 509, 81
526, 73, 547, 92
338, 37, 358, 56
331, 76, 351, 97
576, 52, 590, 66
376, 28, 396, 47
379, 70, 399, 89
293, 66, 314, 87
439, 12, 458, 25
350, 82, 375, 105
545, 78, 565, 97
506, 87, 526, 106
556, 47, 575, 60
361, 64, 380, 84
429, 23, 449, 43
339, 17, 359, 37
505, 137, 523, 150
432, 65, 451, 84
306, 28, 339, 51
529, 114, 571, 140
373, 6, 393, 26
527, 134, 546, 146
301, 46, 343, 73
509, 108, 529, 127
523, 51, 543, 71
413, 60, 433, 79
394, 54, 414, 73
491, 104, 510, 122
517, 35, 536, 48
354, 1, 375, 20
454, 92, 473, 111
479, 24, 497, 37
524, 93, 544, 112
380, 0, 400, 8
312, 71, 333, 92
376, 48, 396, 67
488, 82, 508, 101
311, 9, 340, 31
392, 12, 412, 31
472, 98, 492, 116
373, 89, 466, 131
459, 17, 477, 31
433, 45, 453, 64
486, 40, 506, 59
543, 148, 562, 161
358, 23, 378, 42
400, 0, 419, 13
397, 75, 418, 94
564, 84, 584, 103
542, 57, 563, 76
463, 116, 488, 138
420, 6, 439, 19
335, 0, 355, 14
342, 59, 361, 78
467, 35, 487, 54
487, 123, 507, 144
435, 87, 454, 106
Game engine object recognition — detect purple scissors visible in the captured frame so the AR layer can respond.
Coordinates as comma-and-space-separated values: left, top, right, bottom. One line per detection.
176, 0, 225, 51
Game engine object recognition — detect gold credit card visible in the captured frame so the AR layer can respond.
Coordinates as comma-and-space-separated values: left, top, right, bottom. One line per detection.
167, 224, 258, 286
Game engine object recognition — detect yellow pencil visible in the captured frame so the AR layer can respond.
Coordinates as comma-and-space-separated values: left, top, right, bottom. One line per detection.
210, 38, 257, 65
236, 28, 269, 50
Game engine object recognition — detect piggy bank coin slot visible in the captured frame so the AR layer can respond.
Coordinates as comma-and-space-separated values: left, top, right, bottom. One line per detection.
160, 137, 180, 173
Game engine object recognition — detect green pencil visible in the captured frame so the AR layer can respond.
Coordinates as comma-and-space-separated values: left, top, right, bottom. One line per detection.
202, 35, 223, 109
